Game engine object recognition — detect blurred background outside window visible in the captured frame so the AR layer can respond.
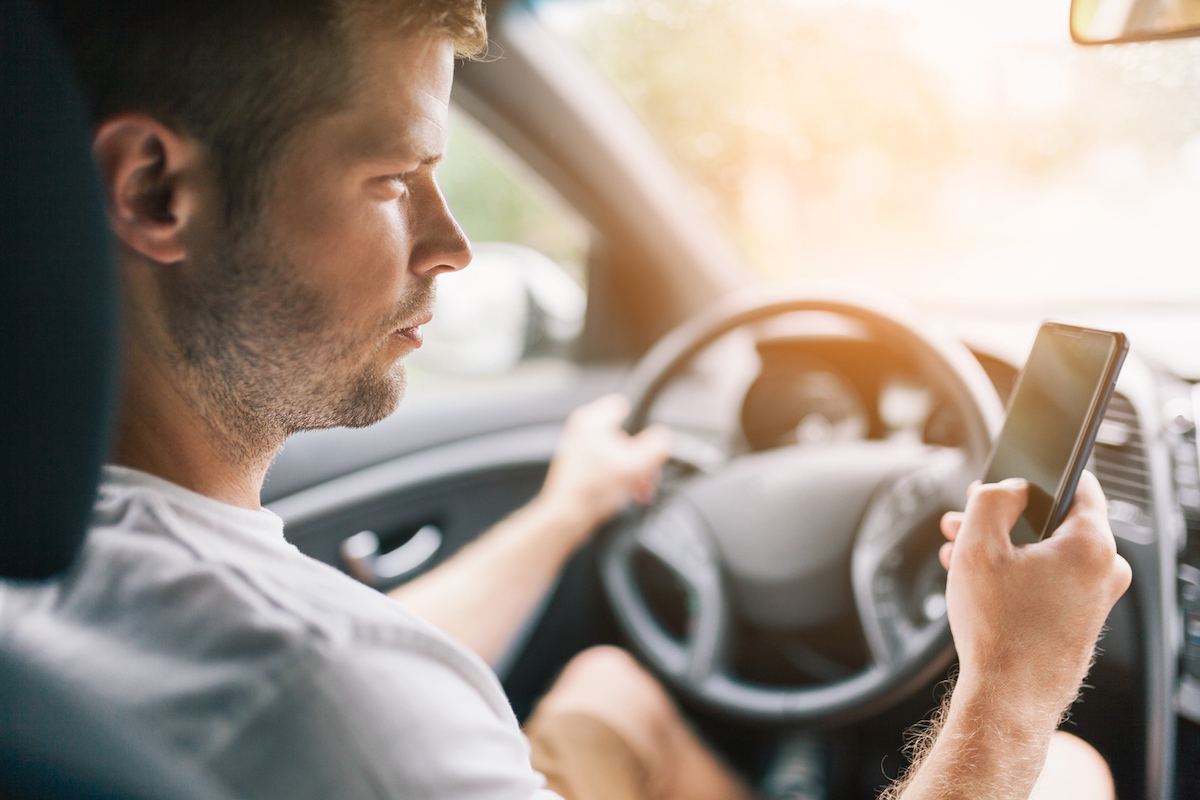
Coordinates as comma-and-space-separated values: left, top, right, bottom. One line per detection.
534, 0, 1200, 311
418, 0, 1200, 390
409, 108, 592, 393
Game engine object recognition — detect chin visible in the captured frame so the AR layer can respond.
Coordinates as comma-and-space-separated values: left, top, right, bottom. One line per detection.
332, 363, 407, 430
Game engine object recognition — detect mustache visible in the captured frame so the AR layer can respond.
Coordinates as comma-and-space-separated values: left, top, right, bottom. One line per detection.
385, 276, 437, 330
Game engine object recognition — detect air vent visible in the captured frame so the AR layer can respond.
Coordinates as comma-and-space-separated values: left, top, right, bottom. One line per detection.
1090, 393, 1154, 541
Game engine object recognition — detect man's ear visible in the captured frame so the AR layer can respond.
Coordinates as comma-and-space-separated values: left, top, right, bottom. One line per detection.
92, 114, 206, 265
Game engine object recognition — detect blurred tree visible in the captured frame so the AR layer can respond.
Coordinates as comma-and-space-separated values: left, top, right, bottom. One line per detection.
543, 0, 1200, 301
437, 110, 589, 282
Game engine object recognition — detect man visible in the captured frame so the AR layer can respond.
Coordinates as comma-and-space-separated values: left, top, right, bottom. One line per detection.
6, 1, 1130, 798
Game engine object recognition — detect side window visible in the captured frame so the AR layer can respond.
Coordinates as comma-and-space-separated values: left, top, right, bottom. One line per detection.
407, 107, 592, 395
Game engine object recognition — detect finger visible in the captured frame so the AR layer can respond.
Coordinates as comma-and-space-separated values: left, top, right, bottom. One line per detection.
574, 394, 632, 431
631, 424, 671, 463
939, 541, 954, 571
957, 478, 1029, 557
632, 471, 661, 505
1039, 475, 1126, 595
1112, 553, 1132, 597
1065, 470, 1108, 523
1046, 472, 1112, 545
940, 511, 964, 542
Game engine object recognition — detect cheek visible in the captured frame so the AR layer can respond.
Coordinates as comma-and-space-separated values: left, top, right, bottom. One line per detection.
287, 195, 413, 322
342, 208, 410, 296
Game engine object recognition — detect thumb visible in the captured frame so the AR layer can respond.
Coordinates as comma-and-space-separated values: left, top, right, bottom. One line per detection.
1051, 470, 1108, 535
629, 424, 671, 464
957, 478, 1030, 558
574, 393, 632, 432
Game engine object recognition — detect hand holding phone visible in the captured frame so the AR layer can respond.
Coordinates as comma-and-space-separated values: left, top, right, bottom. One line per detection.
940, 471, 1133, 727
982, 322, 1128, 545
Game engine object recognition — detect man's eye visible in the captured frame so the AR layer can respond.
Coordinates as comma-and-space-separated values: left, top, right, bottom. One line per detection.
378, 173, 413, 198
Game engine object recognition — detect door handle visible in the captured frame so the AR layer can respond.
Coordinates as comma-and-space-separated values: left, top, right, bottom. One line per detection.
339, 524, 443, 588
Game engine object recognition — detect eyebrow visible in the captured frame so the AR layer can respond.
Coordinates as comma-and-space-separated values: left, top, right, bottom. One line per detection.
346, 131, 443, 169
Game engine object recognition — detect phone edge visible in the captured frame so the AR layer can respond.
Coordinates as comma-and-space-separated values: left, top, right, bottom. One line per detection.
1038, 327, 1130, 540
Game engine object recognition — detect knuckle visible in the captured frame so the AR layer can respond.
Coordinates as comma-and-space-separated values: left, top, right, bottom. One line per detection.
972, 481, 1024, 507
965, 484, 1024, 526
972, 484, 1008, 500
1111, 555, 1133, 591
1068, 496, 1109, 524
968, 485, 1009, 513
1066, 527, 1118, 571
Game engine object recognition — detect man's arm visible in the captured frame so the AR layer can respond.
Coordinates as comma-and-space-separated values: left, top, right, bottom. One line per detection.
388, 394, 670, 664
884, 472, 1131, 800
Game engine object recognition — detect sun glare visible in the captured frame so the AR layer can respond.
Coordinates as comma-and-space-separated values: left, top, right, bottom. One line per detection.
538, 0, 1200, 311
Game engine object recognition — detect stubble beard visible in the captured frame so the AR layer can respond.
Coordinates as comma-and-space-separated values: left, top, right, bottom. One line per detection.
159, 220, 433, 467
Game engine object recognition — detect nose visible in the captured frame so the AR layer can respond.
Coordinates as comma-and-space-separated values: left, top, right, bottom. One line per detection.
408, 177, 472, 277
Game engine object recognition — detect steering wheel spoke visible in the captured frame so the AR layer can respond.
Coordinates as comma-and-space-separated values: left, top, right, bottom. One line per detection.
602, 495, 732, 685
851, 447, 966, 667
666, 431, 727, 477
635, 501, 731, 683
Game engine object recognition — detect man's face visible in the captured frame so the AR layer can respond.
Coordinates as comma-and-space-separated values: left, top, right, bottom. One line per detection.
166, 30, 470, 448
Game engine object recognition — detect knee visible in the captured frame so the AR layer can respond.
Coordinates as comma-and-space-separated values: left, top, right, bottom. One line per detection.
555, 646, 659, 694
1032, 731, 1115, 800
535, 646, 677, 762
542, 646, 674, 723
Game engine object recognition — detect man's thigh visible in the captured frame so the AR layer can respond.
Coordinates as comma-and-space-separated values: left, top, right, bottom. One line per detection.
524, 646, 753, 800
526, 710, 651, 800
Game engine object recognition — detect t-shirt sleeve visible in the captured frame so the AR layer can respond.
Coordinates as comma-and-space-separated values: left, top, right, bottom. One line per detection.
207, 640, 563, 800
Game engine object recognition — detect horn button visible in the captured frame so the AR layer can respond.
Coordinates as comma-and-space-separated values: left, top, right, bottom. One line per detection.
678, 439, 932, 629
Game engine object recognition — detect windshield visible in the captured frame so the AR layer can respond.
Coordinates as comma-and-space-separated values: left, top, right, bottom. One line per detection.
536, 0, 1200, 312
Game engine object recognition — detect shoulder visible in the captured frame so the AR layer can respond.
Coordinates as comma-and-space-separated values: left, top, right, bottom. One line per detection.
1, 485, 329, 759
3, 475, 555, 799
212, 641, 555, 800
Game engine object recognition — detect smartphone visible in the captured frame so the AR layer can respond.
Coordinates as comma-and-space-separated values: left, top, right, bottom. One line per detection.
982, 322, 1129, 545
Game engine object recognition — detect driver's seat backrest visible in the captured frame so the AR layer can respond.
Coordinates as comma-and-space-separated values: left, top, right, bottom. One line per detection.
0, 2, 231, 797
0, 0, 118, 578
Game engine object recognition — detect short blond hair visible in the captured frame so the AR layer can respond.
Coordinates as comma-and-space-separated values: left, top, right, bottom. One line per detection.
39, 0, 487, 222
351, 0, 488, 58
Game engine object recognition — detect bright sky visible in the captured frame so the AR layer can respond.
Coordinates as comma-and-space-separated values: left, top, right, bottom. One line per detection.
821, 0, 1079, 120
784, 0, 1076, 45
537, 0, 1200, 315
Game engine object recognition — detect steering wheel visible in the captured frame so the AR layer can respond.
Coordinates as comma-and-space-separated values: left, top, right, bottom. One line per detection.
600, 286, 1005, 724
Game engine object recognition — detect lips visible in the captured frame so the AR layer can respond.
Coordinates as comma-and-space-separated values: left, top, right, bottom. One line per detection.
394, 325, 423, 346
392, 311, 433, 347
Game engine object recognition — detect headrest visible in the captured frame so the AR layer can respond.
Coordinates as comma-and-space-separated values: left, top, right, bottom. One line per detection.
0, 0, 120, 578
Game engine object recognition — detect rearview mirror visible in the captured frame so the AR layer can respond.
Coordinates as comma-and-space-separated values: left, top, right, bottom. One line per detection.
1071, 0, 1200, 44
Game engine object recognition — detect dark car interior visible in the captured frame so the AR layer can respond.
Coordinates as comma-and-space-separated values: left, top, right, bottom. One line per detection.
0, 2, 227, 796
3, 0, 1200, 798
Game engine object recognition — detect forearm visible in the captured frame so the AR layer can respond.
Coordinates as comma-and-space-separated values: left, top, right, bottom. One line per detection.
388, 494, 592, 665
886, 679, 1060, 800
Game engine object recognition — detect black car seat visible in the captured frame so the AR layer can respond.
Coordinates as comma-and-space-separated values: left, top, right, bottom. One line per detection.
0, 1, 232, 797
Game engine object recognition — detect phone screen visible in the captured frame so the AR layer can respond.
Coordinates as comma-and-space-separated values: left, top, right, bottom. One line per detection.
984, 325, 1121, 544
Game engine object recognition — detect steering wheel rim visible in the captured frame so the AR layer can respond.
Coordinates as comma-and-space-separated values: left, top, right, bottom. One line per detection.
601, 283, 1005, 724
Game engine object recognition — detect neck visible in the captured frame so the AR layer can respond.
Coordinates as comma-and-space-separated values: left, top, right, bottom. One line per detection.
112, 334, 280, 511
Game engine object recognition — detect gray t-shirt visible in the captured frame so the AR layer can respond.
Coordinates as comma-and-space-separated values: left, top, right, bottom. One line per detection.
0, 466, 561, 800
